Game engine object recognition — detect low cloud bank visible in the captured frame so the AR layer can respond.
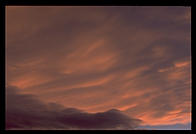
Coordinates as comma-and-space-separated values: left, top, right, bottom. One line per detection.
6, 86, 142, 130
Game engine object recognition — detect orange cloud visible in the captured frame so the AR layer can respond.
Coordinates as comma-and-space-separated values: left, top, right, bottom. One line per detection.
59, 39, 119, 74
174, 60, 190, 68
9, 73, 53, 90
123, 66, 150, 80
118, 104, 138, 111
69, 74, 115, 89
139, 112, 190, 126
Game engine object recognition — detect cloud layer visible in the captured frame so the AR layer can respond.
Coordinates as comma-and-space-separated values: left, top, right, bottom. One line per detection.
6, 6, 191, 129
6, 86, 142, 130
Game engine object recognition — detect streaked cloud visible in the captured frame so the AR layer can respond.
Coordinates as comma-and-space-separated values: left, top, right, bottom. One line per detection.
6, 6, 191, 129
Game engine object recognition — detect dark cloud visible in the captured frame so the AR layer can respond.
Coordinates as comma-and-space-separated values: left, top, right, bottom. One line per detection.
6, 86, 142, 130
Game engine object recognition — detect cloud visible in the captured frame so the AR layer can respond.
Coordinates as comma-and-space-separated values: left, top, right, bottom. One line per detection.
6, 86, 142, 130
6, 6, 191, 128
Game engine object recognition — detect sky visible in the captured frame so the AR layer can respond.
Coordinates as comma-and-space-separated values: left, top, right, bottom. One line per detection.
6, 6, 191, 130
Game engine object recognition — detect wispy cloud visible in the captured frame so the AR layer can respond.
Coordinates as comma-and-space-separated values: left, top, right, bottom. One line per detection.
6, 6, 191, 129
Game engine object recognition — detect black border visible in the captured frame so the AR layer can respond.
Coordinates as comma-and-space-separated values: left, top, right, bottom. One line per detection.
0, 0, 192, 6
0, 0, 192, 133
0, 1, 5, 132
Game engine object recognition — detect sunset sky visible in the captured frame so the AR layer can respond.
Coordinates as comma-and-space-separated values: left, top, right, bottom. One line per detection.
6, 6, 191, 130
